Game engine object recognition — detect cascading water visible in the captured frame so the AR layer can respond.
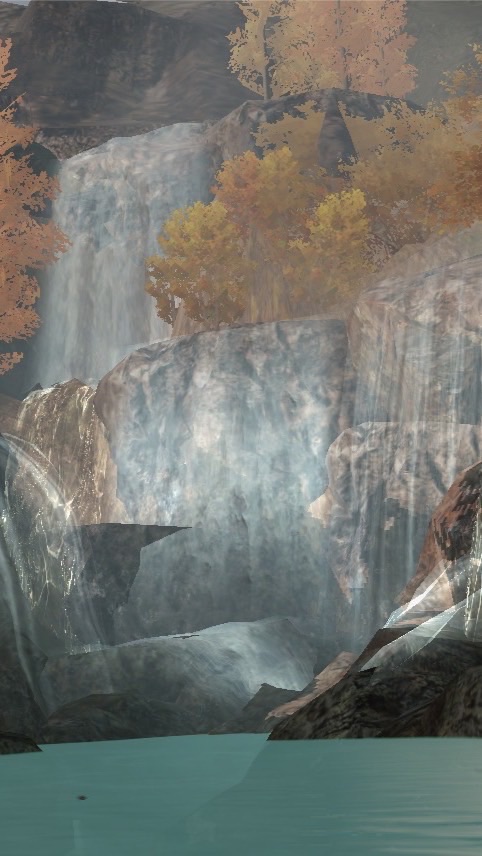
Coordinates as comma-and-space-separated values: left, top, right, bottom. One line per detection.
12, 122, 216, 649
343, 226, 482, 651
32, 122, 214, 388
0, 431, 101, 654
360, 492, 482, 674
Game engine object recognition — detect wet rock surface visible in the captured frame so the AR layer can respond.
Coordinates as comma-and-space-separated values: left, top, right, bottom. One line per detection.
308, 423, 482, 643
0, 732, 41, 754
268, 637, 482, 740
64, 523, 190, 646
93, 320, 354, 639
348, 244, 482, 426
39, 690, 203, 742
397, 459, 482, 608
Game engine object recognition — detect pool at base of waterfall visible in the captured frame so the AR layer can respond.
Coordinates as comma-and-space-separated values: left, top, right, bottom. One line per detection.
1, 734, 481, 855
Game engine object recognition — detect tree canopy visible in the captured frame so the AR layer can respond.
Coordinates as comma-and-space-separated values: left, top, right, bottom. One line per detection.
228, 0, 417, 99
0, 38, 70, 375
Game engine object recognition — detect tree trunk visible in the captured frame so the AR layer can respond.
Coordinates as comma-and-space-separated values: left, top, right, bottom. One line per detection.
243, 226, 293, 322
262, 23, 273, 100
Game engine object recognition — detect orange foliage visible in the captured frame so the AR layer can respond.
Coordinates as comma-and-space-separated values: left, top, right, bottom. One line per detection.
145, 200, 255, 328
415, 44, 482, 235
149, 34, 482, 328
212, 146, 328, 246
228, 0, 417, 99
146, 147, 377, 324
0, 39, 70, 374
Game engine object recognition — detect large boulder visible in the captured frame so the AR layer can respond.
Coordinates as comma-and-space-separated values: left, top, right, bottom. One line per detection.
93, 319, 354, 638
38, 617, 317, 734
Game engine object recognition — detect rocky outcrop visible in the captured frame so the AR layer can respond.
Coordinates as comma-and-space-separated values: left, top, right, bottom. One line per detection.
268, 480, 482, 741
8, 0, 248, 159
38, 618, 317, 732
208, 683, 302, 735
396, 459, 482, 608
308, 422, 482, 644
209, 651, 357, 734
92, 319, 355, 638
64, 523, 190, 646
38, 690, 203, 742
201, 88, 427, 179
382, 665, 482, 737
0, 732, 41, 754
266, 651, 357, 720
268, 635, 482, 740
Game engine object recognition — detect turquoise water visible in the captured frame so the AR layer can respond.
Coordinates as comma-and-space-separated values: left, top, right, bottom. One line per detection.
1, 734, 482, 855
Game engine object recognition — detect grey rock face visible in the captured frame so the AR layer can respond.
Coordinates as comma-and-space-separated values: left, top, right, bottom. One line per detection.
12, 0, 247, 139
38, 618, 317, 732
93, 319, 354, 637
64, 523, 190, 646
0, 591, 48, 734
39, 690, 204, 742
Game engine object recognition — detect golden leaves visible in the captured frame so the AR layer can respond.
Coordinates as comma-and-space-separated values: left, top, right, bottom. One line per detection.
227, 1, 417, 99
286, 187, 374, 305
0, 39, 71, 373
146, 146, 378, 323
145, 200, 254, 327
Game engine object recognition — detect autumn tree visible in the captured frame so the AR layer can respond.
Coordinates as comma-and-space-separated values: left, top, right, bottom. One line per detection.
145, 200, 255, 328
416, 43, 482, 235
228, 0, 417, 100
146, 147, 376, 326
336, 42, 482, 254
147, 36, 482, 330
0, 38, 70, 375
285, 187, 373, 308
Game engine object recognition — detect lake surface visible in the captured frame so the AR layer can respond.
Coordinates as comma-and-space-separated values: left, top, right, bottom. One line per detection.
1, 734, 482, 855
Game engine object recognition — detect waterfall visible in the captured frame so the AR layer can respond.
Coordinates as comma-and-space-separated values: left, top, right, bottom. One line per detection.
1, 430, 98, 654
33, 122, 214, 388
